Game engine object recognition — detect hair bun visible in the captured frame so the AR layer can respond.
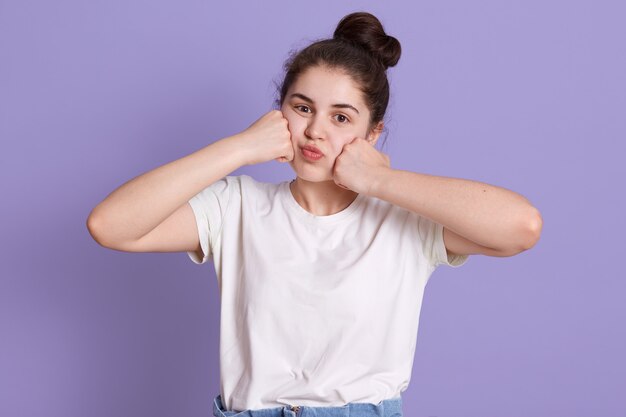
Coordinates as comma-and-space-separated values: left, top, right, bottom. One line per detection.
333, 11, 401, 69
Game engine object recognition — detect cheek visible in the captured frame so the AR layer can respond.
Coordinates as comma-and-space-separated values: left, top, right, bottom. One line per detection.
332, 135, 357, 155
282, 112, 304, 139
329, 142, 345, 156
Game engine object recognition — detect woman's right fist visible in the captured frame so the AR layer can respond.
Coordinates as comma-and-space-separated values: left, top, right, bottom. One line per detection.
237, 110, 294, 166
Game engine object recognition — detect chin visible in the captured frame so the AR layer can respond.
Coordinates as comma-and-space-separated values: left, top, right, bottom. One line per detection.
289, 161, 333, 183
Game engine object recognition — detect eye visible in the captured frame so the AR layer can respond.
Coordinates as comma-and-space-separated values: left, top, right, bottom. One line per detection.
335, 114, 349, 124
295, 105, 311, 113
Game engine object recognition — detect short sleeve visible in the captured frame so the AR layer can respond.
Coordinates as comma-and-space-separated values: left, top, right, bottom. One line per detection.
186, 176, 232, 265
416, 214, 469, 269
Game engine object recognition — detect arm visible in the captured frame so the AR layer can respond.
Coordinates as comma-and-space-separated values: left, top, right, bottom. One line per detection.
86, 134, 249, 249
370, 168, 543, 256
87, 109, 293, 253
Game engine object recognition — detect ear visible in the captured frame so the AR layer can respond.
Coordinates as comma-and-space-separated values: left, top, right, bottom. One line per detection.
367, 121, 384, 146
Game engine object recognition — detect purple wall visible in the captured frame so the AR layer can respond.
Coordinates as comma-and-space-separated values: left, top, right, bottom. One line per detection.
1, 1, 624, 416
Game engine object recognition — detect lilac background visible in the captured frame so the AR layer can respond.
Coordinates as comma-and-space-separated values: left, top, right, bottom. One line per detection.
1, 0, 624, 416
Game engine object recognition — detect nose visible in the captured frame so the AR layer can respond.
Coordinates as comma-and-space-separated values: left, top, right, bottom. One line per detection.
304, 114, 326, 140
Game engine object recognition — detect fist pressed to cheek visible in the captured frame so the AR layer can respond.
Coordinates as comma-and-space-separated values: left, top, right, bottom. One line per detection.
238, 110, 294, 166
332, 137, 391, 195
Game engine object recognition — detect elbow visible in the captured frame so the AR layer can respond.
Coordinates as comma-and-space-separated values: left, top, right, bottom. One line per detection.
86, 211, 139, 251
519, 207, 543, 252
86, 212, 100, 241
86, 210, 108, 247
501, 207, 543, 256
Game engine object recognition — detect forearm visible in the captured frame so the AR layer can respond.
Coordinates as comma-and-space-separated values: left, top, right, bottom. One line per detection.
370, 168, 542, 252
87, 134, 249, 245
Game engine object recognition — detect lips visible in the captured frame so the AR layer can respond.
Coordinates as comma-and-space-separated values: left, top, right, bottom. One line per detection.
302, 145, 324, 156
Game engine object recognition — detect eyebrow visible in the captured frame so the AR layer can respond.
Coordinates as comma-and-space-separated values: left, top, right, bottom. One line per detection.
289, 93, 360, 115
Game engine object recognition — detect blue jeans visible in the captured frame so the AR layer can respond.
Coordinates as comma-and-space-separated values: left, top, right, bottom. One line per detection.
212, 394, 403, 417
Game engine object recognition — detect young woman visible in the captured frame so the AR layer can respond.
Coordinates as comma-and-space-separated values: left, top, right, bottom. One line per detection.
87, 11, 542, 417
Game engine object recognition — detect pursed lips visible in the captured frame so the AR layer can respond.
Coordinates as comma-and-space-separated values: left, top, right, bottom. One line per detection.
302, 145, 324, 156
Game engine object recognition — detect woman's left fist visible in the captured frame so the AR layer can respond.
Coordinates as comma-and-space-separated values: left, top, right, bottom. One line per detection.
332, 137, 391, 195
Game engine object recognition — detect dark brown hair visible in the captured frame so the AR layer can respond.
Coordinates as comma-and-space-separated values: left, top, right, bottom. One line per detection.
274, 11, 401, 147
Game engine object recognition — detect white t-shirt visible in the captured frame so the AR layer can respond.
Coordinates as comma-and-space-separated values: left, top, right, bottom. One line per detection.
186, 174, 469, 412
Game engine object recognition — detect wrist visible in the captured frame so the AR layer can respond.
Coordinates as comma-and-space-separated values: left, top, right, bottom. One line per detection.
224, 133, 253, 166
368, 166, 394, 198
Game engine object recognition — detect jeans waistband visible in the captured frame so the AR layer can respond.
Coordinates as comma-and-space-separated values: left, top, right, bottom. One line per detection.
213, 394, 403, 417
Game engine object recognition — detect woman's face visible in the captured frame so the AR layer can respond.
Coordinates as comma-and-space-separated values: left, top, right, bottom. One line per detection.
281, 65, 381, 182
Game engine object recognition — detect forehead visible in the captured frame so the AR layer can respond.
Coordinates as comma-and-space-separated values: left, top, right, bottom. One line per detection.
288, 66, 367, 110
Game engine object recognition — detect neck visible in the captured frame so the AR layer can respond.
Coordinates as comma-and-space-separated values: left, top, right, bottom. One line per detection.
289, 177, 359, 216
